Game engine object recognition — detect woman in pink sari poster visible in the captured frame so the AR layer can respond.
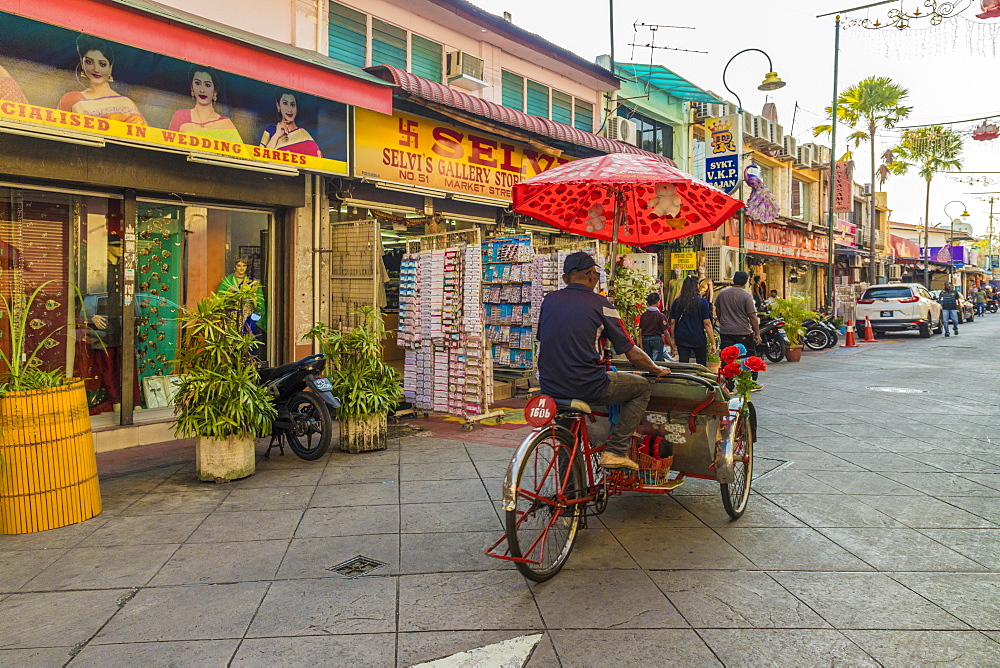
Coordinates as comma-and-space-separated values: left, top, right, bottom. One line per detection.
259, 89, 321, 158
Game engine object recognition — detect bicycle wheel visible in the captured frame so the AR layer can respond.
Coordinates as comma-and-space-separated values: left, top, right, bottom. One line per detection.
803, 329, 830, 351
283, 391, 333, 460
721, 410, 754, 519
505, 427, 584, 582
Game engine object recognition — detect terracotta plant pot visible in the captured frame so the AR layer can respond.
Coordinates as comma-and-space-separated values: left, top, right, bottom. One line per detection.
0, 379, 102, 534
785, 345, 804, 363
196, 435, 256, 482
340, 413, 388, 453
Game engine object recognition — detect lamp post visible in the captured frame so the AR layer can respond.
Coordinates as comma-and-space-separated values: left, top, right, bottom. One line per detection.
943, 200, 970, 282
722, 48, 786, 271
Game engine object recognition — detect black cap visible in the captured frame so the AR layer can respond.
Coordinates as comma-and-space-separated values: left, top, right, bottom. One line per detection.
563, 251, 597, 274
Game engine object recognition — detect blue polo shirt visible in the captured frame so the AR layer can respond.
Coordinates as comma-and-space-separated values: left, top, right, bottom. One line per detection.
537, 282, 635, 402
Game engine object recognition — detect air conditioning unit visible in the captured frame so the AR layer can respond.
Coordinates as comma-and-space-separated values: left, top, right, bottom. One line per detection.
741, 111, 755, 138
862, 183, 873, 195
446, 51, 487, 90
888, 264, 903, 281
782, 136, 798, 159
847, 254, 864, 268
771, 123, 784, 146
623, 253, 658, 277
705, 245, 739, 282
693, 101, 722, 120
753, 116, 772, 142
605, 117, 638, 146
814, 144, 832, 166
796, 144, 815, 167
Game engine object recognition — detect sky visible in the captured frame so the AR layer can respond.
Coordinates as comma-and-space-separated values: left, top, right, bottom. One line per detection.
470, 0, 1000, 236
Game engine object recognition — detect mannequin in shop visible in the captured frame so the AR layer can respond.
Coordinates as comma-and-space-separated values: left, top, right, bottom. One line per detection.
218, 259, 267, 335
86, 234, 126, 413
698, 264, 715, 307
666, 266, 685, 304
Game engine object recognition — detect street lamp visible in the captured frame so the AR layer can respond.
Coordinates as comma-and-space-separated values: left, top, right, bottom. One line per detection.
942, 200, 970, 286
722, 49, 786, 271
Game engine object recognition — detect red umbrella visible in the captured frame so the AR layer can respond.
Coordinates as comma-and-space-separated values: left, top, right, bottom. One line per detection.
512, 153, 743, 283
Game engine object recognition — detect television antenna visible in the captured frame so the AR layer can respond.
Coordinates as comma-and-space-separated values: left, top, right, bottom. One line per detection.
629, 21, 707, 57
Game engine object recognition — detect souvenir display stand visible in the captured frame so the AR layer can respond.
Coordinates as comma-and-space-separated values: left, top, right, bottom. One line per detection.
398, 229, 501, 429
483, 236, 535, 371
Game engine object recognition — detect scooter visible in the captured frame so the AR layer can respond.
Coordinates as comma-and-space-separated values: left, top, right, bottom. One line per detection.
803, 316, 840, 350
260, 354, 340, 461
758, 313, 789, 363
987, 296, 999, 314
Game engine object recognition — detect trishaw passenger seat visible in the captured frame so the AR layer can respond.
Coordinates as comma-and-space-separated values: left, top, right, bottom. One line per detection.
553, 398, 593, 414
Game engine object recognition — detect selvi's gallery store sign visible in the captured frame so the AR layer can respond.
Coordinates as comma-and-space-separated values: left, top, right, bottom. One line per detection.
353, 108, 573, 202
0, 11, 348, 175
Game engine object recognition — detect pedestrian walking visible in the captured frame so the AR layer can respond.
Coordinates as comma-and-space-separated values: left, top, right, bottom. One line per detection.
715, 271, 763, 385
668, 275, 716, 366
939, 282, 961, 336
974, 285, 987, 317
639, 292, 674, 361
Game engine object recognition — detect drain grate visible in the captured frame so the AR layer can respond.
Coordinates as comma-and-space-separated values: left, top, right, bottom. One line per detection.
327, 555, 387, 578
866, 386, 927, 394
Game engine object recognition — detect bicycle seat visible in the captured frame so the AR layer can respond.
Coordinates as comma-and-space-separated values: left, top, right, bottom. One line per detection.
553, 399, 592, 414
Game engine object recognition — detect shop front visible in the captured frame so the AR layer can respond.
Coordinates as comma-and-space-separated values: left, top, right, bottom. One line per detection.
723, 218, 829, 310
0, 0, 391, 447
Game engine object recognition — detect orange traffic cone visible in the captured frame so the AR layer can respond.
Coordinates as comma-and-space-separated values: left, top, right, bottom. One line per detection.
862, 316, 877, 343
841, 319, 860, 347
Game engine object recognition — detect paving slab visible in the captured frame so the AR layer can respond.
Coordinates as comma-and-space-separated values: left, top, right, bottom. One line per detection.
843, 630, 1000, 667
398, 571, 542, 632
309, 482, 400, 507
771, 572, 969, 630
890, 573, 1000, 629
763, 494, 904, 528
400, 531, 504, 574
817, 527, 986, 572
78, 512, 206, 546
216, 485, 317, 511
94, 582, 269, 643
0, 549, 66, 593
150, 539, 289, 585
246, 577, 397, 637
0, 589, 128, 649
72, 639, 240, 667
652, 570, 830, 629
548, 629, 720, 666
276, 534, 400, 579
400, 500, 501, 534
698, 629, 878, 666
295, 505, 400, 538
717, 527, 875, 572
23, 543, 179, 590
233, 634, 396, 666
531, 569, 687, 629
855, 495, 997, 529
614, 527, 756, 570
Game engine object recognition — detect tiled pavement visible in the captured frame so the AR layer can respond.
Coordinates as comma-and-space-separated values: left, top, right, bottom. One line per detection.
1, 319, 999, 666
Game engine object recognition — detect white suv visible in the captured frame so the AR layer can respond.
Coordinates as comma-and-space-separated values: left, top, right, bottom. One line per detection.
855, 283, 942, 338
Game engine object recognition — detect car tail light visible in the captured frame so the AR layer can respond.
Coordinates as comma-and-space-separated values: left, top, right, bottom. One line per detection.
857, 299, 874, 304
898, 296, 919, 303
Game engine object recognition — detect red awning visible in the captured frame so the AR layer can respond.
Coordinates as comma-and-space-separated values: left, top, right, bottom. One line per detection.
0, 0, 393, 114
366, 65, 676, 166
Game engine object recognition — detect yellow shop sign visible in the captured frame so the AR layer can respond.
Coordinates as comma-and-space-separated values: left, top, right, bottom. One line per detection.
354, 108, 573, 202
671, 252, 698, 270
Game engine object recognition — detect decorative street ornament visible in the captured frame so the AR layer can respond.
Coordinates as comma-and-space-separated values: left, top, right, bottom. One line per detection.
978, 0, 1000, 19
847, 0, 973, 29
972, 122, 999, 141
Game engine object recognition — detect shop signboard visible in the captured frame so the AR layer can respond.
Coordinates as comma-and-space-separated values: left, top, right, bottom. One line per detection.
670, 251, 698, 270
704, 115, 740, 193
353, 108, 574, 203
0, 11, 348, 175
833, 160, 854, 213
889, 234, 921, 259
991, 254, 999, 269
725, 219, 828, 262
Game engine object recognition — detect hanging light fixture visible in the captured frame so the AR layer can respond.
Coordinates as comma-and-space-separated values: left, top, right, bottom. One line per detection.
972, 121, 999, 141
758, 71, 786, 91
977, 0, 1000, 19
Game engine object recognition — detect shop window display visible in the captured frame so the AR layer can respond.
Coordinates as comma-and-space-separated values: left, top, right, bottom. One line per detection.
132, 203, 271, 417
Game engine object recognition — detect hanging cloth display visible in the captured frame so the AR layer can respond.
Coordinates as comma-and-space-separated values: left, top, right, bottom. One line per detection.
743, 164, 779, 226
972, 121, 999, 141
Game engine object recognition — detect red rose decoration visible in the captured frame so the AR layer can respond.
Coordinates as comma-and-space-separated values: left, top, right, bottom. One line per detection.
720, 346, 741, 364
721, 362, 743, 378
744, 356, 767, 372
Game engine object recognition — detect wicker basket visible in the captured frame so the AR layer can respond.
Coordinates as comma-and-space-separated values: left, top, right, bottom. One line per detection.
633, 452, 674, 486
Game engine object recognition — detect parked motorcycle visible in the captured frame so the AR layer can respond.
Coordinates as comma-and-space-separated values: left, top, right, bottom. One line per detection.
758, 313, 789, 363
803, 316, 840, 351
987, 296, 999, 314
259, 354, 340, 460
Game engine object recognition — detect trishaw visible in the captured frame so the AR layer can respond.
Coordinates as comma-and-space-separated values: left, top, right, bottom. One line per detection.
486, 360, 755, 581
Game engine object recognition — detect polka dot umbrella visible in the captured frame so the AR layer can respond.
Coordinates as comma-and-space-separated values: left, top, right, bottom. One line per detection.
512, 153, 744, 284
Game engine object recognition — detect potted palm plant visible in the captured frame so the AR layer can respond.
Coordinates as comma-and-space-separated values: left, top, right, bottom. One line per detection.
1, 282, 102, 533
172, 282, 276, 482
768, 297, 818, 363
306, 306, 401, 454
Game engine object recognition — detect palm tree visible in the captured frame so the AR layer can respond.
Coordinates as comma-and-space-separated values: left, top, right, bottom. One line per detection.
887, 125, 964, 287
813, 76, 912, 284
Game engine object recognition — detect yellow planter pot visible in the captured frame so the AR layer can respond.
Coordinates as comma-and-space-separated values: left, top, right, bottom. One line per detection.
0, 380, 102, 534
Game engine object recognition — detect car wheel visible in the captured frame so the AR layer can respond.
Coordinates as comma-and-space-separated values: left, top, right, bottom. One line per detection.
934, 316, 944, 334
919, 321, 931, 338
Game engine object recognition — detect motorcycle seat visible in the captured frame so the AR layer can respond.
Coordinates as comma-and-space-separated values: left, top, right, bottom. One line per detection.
259, 362, 299, 384
552, 398, 592, 414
